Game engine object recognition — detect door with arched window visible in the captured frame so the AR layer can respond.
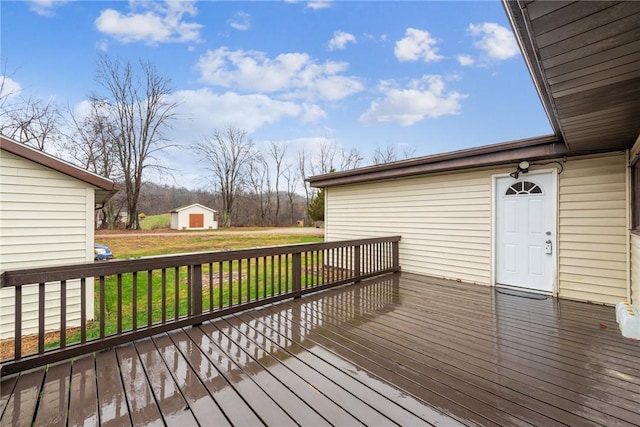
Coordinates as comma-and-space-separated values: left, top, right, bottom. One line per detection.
495, 172, 555, 293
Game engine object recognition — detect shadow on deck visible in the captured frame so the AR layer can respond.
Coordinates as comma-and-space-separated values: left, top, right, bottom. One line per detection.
2, 272, 639, 426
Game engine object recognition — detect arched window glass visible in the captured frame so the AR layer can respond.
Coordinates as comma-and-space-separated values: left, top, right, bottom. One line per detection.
505, 181, 542, 196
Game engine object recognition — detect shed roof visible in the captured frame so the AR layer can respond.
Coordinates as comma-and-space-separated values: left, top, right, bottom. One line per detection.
170, 203, 216, 213
1, 134, 116, 203
309, 0, 640, 188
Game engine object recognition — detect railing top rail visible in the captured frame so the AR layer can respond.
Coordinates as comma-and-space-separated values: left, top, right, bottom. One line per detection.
0, 236, 401, 287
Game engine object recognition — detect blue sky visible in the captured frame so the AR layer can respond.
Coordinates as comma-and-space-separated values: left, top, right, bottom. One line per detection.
1, 0, 552, 188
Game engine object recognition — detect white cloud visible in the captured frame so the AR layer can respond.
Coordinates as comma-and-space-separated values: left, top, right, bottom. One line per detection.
359, 75, 465, 126
0, 76, 23, 99
457, 54, 475, 66
328, 31, 356, 51
307, 1, 332, 10
229, 11, 251, 31
394, 28, 443, 63
28, 0, 70, 17
95, 1, 203, 45
196, 47, 363, 101
171, 88, 328, 136
468, 22, 519, 60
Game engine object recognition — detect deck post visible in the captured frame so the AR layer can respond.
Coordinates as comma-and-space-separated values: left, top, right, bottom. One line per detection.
392, 240, 400, 271
292, 252, 302, 298
191, 264, 203, 322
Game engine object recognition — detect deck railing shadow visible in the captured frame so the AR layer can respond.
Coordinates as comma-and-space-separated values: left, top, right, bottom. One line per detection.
0, 236, 400, 375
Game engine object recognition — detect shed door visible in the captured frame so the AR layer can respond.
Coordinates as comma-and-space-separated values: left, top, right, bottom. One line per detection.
496, 173, 555, 292
189, 213, 204, 228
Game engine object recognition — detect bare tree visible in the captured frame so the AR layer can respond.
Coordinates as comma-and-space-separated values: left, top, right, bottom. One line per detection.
297, 148, 311, 213
247, 153, 272, 226
283, 165, 298, 225
192, 127, 256, 228
267, 141, 287, 226
95, 55, 177, 229
372, 144, 398, 165
2, 96, 61, 150
65, 97, 122, 229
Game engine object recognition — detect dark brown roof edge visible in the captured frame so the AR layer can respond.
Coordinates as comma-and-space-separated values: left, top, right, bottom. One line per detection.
308, 135, 565, 187
1, 134, 115, 192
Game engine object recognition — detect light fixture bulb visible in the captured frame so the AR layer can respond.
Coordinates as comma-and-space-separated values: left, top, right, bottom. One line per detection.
519, 161, 530, 170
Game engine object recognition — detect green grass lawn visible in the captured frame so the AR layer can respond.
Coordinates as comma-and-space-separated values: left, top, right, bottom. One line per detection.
139, 213, 170, 230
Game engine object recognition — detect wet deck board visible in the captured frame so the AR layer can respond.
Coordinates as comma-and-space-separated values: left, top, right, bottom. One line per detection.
2, 272, 640, 426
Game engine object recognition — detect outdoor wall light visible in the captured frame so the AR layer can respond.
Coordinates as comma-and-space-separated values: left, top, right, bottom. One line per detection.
509, 160, 530, 179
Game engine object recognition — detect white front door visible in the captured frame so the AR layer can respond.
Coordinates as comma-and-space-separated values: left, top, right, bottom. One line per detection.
495, 172, 555, 293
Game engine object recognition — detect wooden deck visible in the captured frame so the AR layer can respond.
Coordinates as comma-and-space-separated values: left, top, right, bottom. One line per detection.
2, 272, 640, 426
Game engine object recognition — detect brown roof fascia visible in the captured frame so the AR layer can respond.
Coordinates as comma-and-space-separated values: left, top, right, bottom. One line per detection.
1, 135, 115, 192
308, 135, 567, 188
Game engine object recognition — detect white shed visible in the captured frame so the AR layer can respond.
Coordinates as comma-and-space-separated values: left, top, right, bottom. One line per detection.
0, 135, 115, 339
170, 203, 218, 230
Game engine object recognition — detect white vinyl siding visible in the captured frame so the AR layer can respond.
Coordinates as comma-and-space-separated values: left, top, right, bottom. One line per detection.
326, 167, 497, 285
0, 150, 95, 339
558, 153, 628, 305
325, 152, 628, 305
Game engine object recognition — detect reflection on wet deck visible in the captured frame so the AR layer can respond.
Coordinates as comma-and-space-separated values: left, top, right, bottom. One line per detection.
2, 272, 639, 426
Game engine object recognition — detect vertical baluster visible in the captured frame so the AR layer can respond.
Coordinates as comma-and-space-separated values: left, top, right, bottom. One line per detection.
209, 263, 214, 312
161, 269, 167, 323
117, 274, 123, 333
100, 276, 106, 338
270, 256, 275, 297
15, 286, 22, 360
80, 278, 86, 344
38, 283, 45, 354
262, 256, 267, 299
218, 262, 223, 309
247, 258, 251, 302
238, 259, 243, 304
254, 257, 259, 301
277, 255, 282, 294
292, 252, 301, 298
132, 272, 138, 330
174, 267, 180, 320
187, 266, 192, 316
285, 254, 289, 292
147, 271, 153, 327
60, 280, 66, 349
228, 260, 233, 307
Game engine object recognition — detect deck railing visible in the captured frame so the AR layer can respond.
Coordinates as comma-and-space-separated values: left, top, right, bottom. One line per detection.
0, 236, 400, 375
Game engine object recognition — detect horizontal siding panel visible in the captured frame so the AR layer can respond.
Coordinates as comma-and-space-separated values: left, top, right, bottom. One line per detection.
560, 173, 625, 187
560, 200, 626, 210
561, 265, 626, 281
558, 246, 627, 259
402, 263, 489, 285
1, 234, 86, 246
558, 217, 627, 227
559, 192, 625, 203
559, 226, 626, 236
559, 273, 626, 289
558, 182, 625, 194
559, 289, 626, 306
0, 210, 86, 220
559, 233, 626, 244
560, 256, 626, 271
559, 208, 626, 218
